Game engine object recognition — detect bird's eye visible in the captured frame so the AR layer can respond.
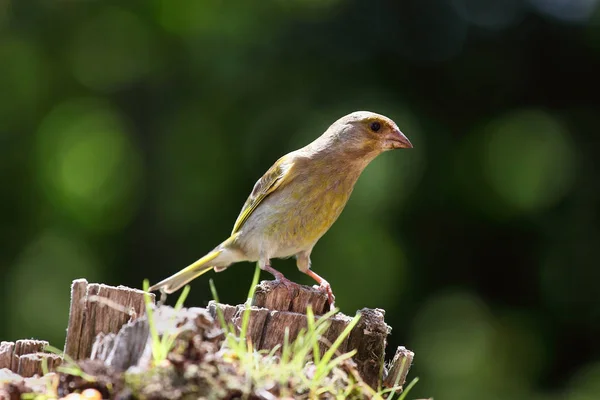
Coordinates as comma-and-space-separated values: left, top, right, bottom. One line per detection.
370, 121, 381, 132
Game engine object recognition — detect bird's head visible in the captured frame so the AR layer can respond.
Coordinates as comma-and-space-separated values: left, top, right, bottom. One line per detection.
322, 111, 412, 158
343, 111, 412, 151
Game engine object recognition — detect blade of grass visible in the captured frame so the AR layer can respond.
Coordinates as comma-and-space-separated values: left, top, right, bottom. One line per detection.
44, 345, 97, 382
320, 349, 357, 377
240, 264, 261, 342
316, 312, 361, 380
397, 377, 419, 400
174, 285, 191, 310
209, 278, 230, 336
56, 366, 97, 382
142, 279, 163, 362
379, 356, 410, 397
306, 306, 321, 365
156, 284, 191, 359
314, 307, 340, 327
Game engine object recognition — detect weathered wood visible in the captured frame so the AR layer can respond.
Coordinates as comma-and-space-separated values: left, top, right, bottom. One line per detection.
209, 299, 387, 389
346, 308, 390, 388
207, 302, 238, 326
0, 342, 15, 370
98, 318, 149, 372
64, 279, 87, 361
81, 280, 409, 390
207, 302, 272, 346
253, 280, 329, 314
17, 353, 62, 378
319, 313, 353, 356
262, 310, 308, 350
3, 279, 414, 399
383, 346, 414, 393
91, 305, 221, 372
90, 332, 116, 363
11, 340, 48, 372
64, 279, 153, 360
231, 306, 270, 345
12, 341, 48, 377
0, 340, 62, 378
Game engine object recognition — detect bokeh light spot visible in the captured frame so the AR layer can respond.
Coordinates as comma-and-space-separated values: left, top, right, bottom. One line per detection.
411, 291, 495, 378
36, 98, 143, 233
69, 7, 154, 92
6, 229, 101, 346
315, 221, 407, 314
491, 312, 548, 385
482, 110, 576, 215
155, 0, 267, 38
155, 0, 211, 36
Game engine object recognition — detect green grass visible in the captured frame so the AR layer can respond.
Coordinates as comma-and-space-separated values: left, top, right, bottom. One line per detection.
205, 264, 419, 399
209, 264, 363, 397
44, 344, 96, 383
142, 279, 190, 365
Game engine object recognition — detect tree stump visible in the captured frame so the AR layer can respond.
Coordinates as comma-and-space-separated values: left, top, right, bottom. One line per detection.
205, 280, 393, 388
1, 279, 415, 398
0, 340, 62, 378
253, 280, 329, 314
64, 279, 153, 360
84, 279, 408, 390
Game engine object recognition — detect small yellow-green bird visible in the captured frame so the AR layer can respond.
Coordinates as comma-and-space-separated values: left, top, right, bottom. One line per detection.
149, 111, 412, 306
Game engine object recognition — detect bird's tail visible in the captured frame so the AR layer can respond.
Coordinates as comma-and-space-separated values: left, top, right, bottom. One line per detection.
148, 249, 223, 294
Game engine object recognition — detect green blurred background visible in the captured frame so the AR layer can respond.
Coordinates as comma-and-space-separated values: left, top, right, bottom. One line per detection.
1, 0, 599, 398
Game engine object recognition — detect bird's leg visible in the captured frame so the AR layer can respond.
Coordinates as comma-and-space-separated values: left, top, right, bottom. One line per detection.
259, 258, 296, 291
305, 269, 336, 309
296, 251, 336, 309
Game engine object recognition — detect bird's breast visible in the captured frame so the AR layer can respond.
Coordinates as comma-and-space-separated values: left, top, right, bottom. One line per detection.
240, 167, 360, 257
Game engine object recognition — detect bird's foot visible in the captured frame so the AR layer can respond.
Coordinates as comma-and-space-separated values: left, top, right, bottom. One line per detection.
314, 281, 336, 311
274, 275, 299, 296
265, 265, 296, 291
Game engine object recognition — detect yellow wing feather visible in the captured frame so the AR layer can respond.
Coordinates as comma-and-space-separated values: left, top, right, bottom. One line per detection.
231, 155, 294, 235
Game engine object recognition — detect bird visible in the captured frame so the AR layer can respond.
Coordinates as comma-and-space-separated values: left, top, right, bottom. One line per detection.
149, 111, 412, 307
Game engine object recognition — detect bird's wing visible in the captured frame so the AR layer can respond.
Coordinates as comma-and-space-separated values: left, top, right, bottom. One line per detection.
231, 154, 295, 235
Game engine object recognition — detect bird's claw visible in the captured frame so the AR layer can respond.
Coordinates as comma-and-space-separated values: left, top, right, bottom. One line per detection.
313, 282, 336, 310
275, 276, 298, 293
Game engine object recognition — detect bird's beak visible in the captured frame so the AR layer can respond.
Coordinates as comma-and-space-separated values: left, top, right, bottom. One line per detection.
387, 128, 413, 149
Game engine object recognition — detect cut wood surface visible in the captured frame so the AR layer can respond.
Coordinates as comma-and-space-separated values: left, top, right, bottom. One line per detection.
0, 342, 15, 371
64, 279, 154, 361
253, 280, 330, 314
383, 346, 415, 393
0, 340, 62, 378
16, 353, 62, 378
